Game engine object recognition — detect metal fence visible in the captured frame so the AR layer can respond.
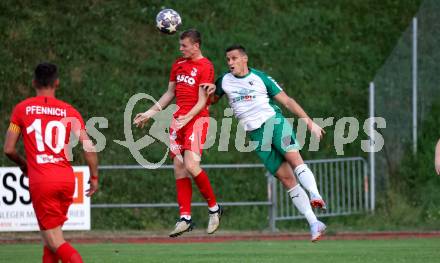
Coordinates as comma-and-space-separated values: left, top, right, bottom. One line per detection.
93, 157, 370, 231
370, 0, 440, 199
268, 157, 369, 231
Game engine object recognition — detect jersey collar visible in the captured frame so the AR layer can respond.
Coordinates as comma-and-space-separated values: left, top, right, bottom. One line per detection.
232, 68, 252, 79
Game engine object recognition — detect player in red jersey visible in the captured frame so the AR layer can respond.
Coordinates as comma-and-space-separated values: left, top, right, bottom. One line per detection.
134, 29, 222, 237
3, 63, 99, 263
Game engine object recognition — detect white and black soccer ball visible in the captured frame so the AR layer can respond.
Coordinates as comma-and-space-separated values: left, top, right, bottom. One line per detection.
155, 9, 182, 35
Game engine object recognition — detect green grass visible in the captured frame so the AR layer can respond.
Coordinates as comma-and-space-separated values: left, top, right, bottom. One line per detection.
2, 239, 440, 263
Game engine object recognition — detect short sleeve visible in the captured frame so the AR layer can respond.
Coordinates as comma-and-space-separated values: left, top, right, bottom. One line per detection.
253, 69, 283, 97
169, 61, 178, 82
63, 108, 86, 139
199, 61, 215, 84
71, 109, 86, 131
214, 75, 225, 97
10, 104, 23, 128
264, 75, 283, 97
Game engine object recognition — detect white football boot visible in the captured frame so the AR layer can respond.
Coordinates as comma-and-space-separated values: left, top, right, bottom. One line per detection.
207, 206, 223, 234
310, 220, 326, 242
169, 218, 194, 237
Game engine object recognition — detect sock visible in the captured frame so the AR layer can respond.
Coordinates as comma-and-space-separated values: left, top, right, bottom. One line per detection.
194, 170, 217, 208
43, 246, 58, 263
288, 184, 318, 225
180, 215, 191, 220
294, 164, 321, 198
176, 178, 192, 217
208, 204, 219, 212
56, 242, 83, 263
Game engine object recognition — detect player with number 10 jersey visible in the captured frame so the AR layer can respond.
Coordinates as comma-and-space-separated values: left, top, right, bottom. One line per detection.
10, 96, 85, 186
5, 63, 98, 262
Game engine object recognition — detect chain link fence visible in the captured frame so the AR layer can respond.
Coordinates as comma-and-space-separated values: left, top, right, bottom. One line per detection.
373, 0, 440, 194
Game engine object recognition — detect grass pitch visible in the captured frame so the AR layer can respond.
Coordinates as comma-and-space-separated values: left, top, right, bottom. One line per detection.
1, 238, 439, 263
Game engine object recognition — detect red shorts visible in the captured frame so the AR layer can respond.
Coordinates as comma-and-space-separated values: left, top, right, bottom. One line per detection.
169, 115, 210, 158
30, 182, 75, 230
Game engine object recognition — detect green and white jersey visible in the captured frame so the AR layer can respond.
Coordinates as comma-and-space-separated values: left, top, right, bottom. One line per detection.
215, 68, 283, 131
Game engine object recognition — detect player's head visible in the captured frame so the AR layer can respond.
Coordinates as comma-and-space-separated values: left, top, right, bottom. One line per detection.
179, 29, 202, 59
225, 44, 248, 77
33, 62, 59, 89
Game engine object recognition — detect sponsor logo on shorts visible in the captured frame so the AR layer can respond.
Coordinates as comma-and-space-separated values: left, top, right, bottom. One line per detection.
170, 144, 182, 151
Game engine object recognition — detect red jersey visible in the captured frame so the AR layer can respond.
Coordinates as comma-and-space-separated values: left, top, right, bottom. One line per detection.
9, 96, 85, 186
169, 57, 214, 117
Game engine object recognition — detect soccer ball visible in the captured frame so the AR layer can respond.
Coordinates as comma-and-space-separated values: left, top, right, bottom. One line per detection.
155, 9, 182, 35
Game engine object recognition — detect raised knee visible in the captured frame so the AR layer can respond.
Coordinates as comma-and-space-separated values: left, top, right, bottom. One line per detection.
279, 174, 292, 183
184, 162, 199, 176
45, 240, 60, 252
277, 173, 297, 188
44, 234, 65, 252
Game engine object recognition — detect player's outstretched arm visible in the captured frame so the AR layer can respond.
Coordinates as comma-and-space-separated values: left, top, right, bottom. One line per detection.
79, 130, 99, 196
273, 91, 325, 139
3, 124, 27, 175
175, 83, 211, 129
133, 82, 176, 128
435, 139, 440, 175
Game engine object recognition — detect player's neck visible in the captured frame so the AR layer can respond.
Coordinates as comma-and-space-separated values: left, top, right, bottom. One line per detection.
189, 52, 203, 61
36, 88, 56, 98
236, 67, 250, 77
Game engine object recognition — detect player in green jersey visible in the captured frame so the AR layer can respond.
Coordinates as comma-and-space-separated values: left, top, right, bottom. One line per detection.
209, 44, 327, 242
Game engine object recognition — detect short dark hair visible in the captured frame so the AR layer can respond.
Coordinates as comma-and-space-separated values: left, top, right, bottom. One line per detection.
180, 29, 202, 46
225, 44, 247, 55
34, 62, 58, 88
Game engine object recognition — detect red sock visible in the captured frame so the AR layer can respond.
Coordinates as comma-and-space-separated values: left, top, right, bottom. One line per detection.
56, 242, 83, 263
194, 170, 217, 208
43, 246, 58, 263
176, 177, 192, 217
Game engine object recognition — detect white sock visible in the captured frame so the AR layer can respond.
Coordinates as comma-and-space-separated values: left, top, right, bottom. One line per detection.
208, 204, 219, 212
180, 215, 191, 220
288, 185, 318, 225
294, 164, 321, 198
